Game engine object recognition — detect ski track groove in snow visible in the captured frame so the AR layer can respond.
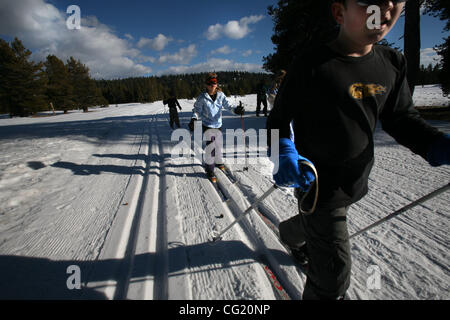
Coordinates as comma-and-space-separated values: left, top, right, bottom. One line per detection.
0, 115, 145, 260
171, 155, 273, 300
154, 107, 280, 299
152, 117, 169, 299
83, 112, 157, 299
94, 109, 279, 300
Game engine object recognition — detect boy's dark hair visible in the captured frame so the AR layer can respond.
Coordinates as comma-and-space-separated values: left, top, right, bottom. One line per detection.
333, 0, 347, 6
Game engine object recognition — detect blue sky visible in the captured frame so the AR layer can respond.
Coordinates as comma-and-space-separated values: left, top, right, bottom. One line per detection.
0, 0, 448, 79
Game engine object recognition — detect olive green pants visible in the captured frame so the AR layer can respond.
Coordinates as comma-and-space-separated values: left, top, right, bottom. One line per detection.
279, 206, 351, 300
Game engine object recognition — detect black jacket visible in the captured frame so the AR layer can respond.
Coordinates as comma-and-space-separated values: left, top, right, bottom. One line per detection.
267, 44, 443, 209
164, 97, 182, 110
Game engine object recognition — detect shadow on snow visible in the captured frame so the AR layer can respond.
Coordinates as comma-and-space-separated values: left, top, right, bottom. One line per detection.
0, 240, 292, 300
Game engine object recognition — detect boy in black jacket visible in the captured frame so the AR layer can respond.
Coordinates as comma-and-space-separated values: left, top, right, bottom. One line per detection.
267, 0, 450, 300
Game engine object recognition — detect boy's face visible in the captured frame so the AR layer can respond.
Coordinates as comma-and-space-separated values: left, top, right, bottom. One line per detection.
333, 0, 405, 46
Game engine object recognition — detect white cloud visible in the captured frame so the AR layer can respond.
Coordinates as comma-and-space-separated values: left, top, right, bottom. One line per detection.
137, 33, 172, 51
91, 57, 152, 79
211, 45, 234, 55
0, 0, 151, 79
242, 50, 252, 57
158, 44, 197, 64
206, 24, 223, 41
420, 47, 442, 67
136, 55, 156, 64
0, 1, 266, 79
205, 15, 264, 40
81, 15, 101, 28
158, 58, 264, 75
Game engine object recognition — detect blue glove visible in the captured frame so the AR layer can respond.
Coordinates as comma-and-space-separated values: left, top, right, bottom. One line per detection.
273, 138, 316, 191
427, 133, 450, 167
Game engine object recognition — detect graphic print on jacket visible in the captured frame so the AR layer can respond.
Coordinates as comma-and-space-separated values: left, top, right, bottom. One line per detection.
349, 83, 387, 100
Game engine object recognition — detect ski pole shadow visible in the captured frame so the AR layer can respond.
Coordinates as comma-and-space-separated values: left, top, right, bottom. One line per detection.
51, 161, 147, 176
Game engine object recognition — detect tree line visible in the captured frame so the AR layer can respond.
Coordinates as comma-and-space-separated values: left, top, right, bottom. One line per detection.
0, 38, 107, 117
96, 72, 272, 105
418, 63, 442, 85
0, 37, 272, 117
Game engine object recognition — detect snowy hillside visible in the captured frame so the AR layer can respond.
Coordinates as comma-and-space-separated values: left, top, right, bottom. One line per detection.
0, 88, 448, 300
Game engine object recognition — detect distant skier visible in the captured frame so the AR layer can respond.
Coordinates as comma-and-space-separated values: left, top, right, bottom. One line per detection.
256, 80, 268, 117
267, 0, 450, 300
163, 95, 182, 129
189, 73, 245, 180
267, 70, 286, 112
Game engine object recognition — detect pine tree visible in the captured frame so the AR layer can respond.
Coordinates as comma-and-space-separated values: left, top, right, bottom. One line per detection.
263, 0, 337, 73
423, 0, 450, 95
435, 38, 450, 95
45, 55, 73, 113
0, 38, 46, 117
66, 57, 99, 112
0, 39, 15, 115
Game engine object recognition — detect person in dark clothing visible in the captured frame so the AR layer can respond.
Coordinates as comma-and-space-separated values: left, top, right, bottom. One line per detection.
267, 0, 450, 300
256, 80, 268, 117
163, 96, 182, 129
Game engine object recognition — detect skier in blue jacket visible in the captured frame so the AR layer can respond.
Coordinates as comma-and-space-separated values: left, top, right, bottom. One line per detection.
189, 73, 245, 179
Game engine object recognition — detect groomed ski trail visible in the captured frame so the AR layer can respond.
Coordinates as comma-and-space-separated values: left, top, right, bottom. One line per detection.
86, 108, 293, 300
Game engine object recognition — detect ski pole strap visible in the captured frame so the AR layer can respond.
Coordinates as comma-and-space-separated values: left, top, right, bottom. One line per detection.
350, 182, 450, 239
298, 160, 319, 215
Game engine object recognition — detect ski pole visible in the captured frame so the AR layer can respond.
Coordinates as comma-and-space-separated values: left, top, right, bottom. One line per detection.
350, 182, 450, 239
297, 160, 319, 215
239, 101, 249, 171
241, 115, 249, 171
210, 184, 279, 242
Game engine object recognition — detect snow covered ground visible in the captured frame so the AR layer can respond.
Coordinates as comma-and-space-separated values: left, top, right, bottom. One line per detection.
413, 84, 449, 107
0, 87, 448, 300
